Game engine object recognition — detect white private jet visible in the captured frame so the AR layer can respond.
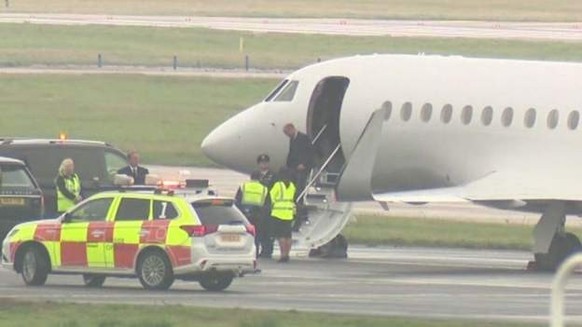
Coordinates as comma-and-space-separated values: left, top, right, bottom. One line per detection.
202, 54, 582, 269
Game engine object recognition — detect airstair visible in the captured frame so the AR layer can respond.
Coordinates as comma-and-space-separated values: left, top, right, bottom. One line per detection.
290, 107, 387, 253
291, 125, 353, 252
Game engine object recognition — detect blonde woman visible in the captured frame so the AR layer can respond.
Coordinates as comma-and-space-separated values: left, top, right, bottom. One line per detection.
55, 158, 82, 214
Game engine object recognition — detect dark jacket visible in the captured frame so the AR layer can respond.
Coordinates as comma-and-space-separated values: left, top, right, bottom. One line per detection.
250, 169, 277, 190
117, 165, 149, 185
286, 132, 315, 170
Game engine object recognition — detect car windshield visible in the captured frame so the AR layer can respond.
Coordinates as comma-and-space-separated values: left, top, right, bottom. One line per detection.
0, 164, 36, 189
105, 150, 129, 182
191, 199, 248, 225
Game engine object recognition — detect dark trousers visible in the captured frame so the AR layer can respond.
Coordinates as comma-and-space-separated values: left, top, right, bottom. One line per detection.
293, 169, 309, 202
247, 211, 273, 257
258, 217, 274, 256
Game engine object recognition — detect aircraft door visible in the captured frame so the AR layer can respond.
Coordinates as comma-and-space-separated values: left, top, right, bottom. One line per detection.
306, 77, 350, 180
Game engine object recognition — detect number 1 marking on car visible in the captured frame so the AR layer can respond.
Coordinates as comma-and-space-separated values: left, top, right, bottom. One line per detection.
159, 202, 168, 219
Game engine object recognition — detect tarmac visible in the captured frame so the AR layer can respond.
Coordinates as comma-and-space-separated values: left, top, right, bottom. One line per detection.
2, 166, 579, 323
1, 246, 581, 324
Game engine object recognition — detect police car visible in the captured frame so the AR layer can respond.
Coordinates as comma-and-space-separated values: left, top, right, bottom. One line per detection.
1, 187, 257, 291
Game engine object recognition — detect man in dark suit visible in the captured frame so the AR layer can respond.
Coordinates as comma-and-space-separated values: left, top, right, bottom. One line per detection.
117, 150, 149, 185
283, 123, 315, 200
250, 154, 277, 258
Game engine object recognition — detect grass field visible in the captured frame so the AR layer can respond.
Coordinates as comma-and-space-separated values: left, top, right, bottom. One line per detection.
4, 24, 582, 70
0, 299, 542, 327
345, 215, 582, 250
3, 0, 582, 21
0, 74, 276, 166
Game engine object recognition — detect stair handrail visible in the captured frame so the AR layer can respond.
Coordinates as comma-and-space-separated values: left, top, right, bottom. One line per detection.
551, 253, 582, 327
296, 143, 341, 203
311, 124, 328, 145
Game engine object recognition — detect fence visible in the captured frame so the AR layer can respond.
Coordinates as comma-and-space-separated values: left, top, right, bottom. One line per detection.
3, 53, 324, 72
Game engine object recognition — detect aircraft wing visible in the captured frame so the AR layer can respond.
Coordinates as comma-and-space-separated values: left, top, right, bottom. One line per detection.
373, 169, 582, 203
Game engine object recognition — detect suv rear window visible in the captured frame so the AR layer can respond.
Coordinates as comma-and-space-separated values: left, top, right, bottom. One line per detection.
192, 199, 248, 225
0, 164, 36, 189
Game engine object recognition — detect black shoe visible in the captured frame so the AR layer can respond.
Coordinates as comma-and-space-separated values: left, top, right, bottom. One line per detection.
259, 253, 272, 259
277, 256, 290, 263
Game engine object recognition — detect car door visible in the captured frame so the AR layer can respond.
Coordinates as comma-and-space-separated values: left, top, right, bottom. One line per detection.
144, 199, 179, 245
0, 162, 43, 240
111, 197, 151, 269
59, 197, 114, 268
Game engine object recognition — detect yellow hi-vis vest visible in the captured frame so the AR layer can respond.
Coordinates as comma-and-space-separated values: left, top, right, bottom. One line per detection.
56, 174, 81, 213
241, 181, 268, 207
270, 181, 296, 221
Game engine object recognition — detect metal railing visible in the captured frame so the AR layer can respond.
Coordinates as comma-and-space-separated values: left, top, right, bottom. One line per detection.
311, 124, 328, 145
551, 253, 582, 327
296, 143, 341, 203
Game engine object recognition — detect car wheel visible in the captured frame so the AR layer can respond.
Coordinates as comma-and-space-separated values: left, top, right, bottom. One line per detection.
83, 274, 106, 288
137, 251, 174, 290
20, 245, 49, 286
199, 273, 233, 292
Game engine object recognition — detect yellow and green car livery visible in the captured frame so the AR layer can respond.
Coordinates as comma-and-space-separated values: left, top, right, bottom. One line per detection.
2, 189, 257, 291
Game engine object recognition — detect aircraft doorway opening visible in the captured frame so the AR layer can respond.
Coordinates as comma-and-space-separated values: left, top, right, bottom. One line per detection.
307, 76, 350, 185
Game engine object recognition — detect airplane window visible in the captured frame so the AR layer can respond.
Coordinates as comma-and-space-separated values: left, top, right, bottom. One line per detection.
274, 80, 299, 102
401, 102, 412, 122
524, 108, 536, 128
420, 103, 432, 122
461, 105, 473, 125
502, 107, 514, 127
264, 79, 288, 102
547, 109, 559, 129
441, 104, 453, 124
481, 106, 493, 126
382, 101, 392, 121
568, 110, 580, 130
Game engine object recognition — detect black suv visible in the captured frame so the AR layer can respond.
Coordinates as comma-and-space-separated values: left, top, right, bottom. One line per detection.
0, 139, 129, 217
0, 156, 43, 239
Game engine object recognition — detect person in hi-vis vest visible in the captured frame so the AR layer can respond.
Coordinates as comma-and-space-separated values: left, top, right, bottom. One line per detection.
55, 158, 82, 214
250, 154, 277, 258
235, 174, 269, 257
269, 167, 296, 263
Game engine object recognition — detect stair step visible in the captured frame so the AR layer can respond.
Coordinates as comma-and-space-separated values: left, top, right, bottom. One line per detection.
303, 205, 320, 211
317, 171, 340, 186
305, 193, 328, 205
307, 185, 335, 194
